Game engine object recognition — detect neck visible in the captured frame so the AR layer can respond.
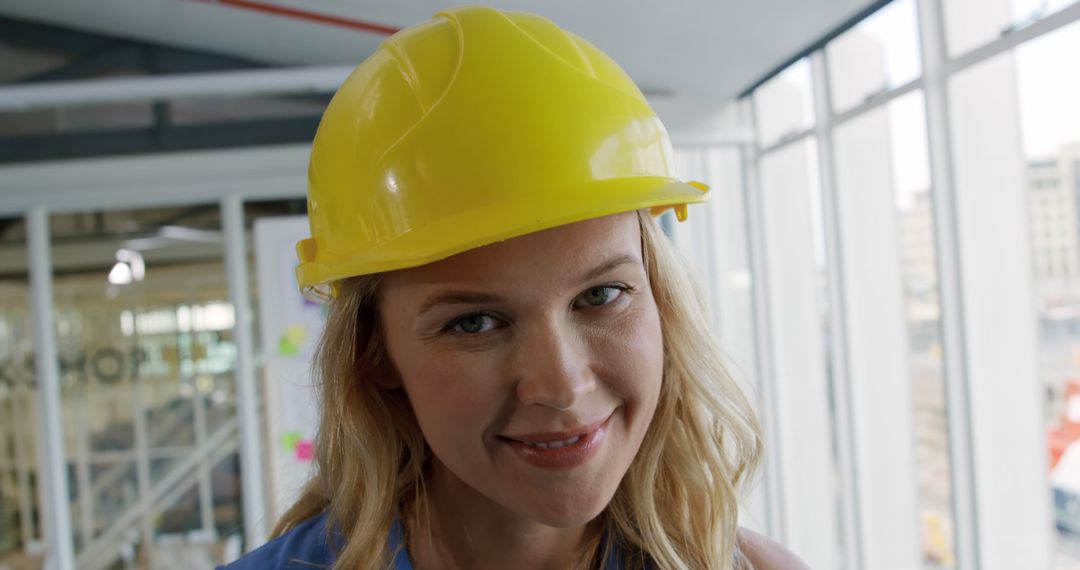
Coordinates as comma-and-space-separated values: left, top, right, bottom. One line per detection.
404, 458, 598, 570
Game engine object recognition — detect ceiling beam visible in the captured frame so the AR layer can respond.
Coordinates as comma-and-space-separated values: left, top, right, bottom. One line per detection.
0, 116, 321, 163
0, 64, 350, 111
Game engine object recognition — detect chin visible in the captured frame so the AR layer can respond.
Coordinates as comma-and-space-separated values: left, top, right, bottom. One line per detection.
515, 485, 617, 528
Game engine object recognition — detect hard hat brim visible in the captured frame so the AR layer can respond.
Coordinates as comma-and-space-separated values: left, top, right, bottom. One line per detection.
296, 176, 708, 302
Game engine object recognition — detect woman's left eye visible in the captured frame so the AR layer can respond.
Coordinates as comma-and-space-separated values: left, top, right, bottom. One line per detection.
576, 285, 625, 308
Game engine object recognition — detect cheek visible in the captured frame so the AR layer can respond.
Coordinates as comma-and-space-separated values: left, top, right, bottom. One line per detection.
392, 345, 504, 449
637, 334, 665, 432
602, 301, 665, 402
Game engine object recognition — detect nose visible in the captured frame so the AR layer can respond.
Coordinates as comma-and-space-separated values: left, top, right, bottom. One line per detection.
511, 319, 596, 410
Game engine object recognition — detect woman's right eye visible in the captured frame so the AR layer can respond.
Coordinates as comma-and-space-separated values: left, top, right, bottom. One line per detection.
448, 314, 497, 335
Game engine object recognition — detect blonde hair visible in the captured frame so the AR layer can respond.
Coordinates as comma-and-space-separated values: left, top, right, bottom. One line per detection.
273, 210, 763, 569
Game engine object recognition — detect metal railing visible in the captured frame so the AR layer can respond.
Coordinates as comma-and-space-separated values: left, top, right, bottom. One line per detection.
76, 417, 240, 570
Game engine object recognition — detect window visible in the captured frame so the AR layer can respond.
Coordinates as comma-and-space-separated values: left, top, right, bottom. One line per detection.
827, 0, 922, 113
48, 205, 245, 564
753, 59, 816, 148
943, 0, 1080, 57
832, 89, 952, 567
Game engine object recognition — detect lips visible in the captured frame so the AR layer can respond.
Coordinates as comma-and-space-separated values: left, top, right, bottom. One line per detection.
499, 414, 612, 470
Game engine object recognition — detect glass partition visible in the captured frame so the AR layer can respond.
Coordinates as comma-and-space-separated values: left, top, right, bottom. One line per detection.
0, 215, 43, 570
48, 205, 244, 568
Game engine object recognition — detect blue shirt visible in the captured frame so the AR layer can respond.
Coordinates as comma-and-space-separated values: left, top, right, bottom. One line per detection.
217, 511, 641, 569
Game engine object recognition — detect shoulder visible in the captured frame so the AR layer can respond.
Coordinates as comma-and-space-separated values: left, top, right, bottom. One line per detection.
736, 527, 809, 570
217, 512, 337, 569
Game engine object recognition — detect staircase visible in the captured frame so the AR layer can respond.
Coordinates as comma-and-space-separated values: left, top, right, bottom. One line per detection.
76, 417, 240, 570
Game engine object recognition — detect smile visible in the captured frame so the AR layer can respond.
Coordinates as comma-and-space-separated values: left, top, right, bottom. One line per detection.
499, 413, 613, 470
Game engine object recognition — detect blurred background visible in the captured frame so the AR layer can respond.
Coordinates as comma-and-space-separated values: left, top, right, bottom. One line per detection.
0, 0, 1077, 568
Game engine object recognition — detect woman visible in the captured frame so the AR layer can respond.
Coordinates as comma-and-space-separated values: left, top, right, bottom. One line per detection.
223, 6, 806, 569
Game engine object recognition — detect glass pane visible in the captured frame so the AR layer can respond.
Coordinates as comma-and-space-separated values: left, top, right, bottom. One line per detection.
0, 215, 44, 569
833, 91, 955, 567
753, 58, 816, 148
670, 144, 769, 531
702, 146, 758, 385
948, 18, 1080, 567
50, 205, 243, 566
669, 146, 758, 388
826, 0, 922, 113
1016, 20, 1080, 570
757, 138, 846, 568
943, 0, 1079, 57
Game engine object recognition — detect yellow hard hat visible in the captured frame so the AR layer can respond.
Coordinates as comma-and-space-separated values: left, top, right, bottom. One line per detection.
296, 5, 708, 300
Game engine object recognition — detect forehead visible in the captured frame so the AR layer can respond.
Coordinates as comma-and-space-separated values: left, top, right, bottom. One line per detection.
380, 212, 642, 293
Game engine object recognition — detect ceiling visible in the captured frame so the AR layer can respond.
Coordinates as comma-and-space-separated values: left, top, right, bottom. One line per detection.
0, 0, 879, 107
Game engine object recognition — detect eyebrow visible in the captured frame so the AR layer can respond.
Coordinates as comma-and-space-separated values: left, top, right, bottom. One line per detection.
416, 253, 640, 316
417, 291, 505, 315
576, 253, 639, 284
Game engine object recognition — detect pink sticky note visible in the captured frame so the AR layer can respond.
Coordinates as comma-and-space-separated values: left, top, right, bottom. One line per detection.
296, 440, 314, 462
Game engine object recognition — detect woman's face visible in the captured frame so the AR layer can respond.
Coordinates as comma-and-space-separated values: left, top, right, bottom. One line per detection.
379, 212, 664, 527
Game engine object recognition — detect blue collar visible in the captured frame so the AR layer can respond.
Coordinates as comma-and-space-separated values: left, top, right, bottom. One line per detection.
388, 517, 414, 569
